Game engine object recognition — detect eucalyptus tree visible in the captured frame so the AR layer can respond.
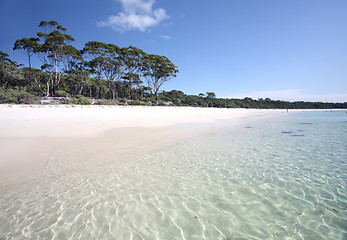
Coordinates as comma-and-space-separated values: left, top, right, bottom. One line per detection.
62, 45, 81, 72
63, 45, 90, 96
121, 72, 143, 99
119, 46, 145, 99
142, 54, 178, 104
36, 20, 75, 95
83, 41, 109, 98
83, 41, 125, 99
103, 44, 124, 99
0, 51, 23, 88
0, 51, 15, 64
13, 37, 40, 82
206, 92, 216, 98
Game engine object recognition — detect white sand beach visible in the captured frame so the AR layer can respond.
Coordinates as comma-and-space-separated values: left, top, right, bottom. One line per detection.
1, 106, 346, 239
0, 105, 291, 186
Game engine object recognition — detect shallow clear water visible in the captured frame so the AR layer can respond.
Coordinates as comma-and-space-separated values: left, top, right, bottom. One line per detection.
1, 111, 346, 239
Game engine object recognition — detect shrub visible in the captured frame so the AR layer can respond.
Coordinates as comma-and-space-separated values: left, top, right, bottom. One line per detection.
55, 90, 70, 97
157, 102, 166, 106
172, 99, 182, 106
128, 100, 141, 105
61, 98, 73, 104
128, 100, 150, 106
0, 87, 40, 104
73, 95, 91, 105
95, 100, 115, 105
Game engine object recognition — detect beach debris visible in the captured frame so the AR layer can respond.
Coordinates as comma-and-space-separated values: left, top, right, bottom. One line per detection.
282, 131, 293, 134
300, 122, 313, 125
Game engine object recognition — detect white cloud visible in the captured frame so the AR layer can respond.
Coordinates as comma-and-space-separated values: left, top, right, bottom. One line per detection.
160, 35, 171, 40
227, 89, 347, 103
98, 0, 169, 32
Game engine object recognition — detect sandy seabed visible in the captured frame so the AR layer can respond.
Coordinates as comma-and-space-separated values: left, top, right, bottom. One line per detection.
0, 105, 297, 187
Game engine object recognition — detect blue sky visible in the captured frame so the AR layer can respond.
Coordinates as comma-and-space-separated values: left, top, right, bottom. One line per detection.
1, 0, 346, 102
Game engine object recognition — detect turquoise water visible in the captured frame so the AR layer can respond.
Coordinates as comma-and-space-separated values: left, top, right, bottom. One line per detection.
1, 111, 346, 239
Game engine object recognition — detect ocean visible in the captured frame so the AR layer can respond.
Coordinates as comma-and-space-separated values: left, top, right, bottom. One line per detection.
1, 110, 346, 239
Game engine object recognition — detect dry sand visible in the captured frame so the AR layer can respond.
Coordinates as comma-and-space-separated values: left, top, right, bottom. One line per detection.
0, 105, 291, 187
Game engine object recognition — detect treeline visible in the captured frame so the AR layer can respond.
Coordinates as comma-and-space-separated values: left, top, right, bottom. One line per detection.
160, 91, 347, 109
0, 20, 346, 108
0, 20, 178, 104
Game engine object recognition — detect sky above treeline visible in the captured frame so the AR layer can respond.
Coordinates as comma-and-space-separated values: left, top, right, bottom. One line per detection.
1, 0, 346, 102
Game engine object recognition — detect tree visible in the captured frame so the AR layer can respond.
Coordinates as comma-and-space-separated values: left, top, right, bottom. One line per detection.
0, 51, 15, 64
0, 51, 23, 89
62, 45, 81, 72
142, 54, 178, 104
36, 20, 75, 95
103, 44, 124, 99
13, 37, 40, 82
83, 41, 124, 99
206, 92, 216, 98
83, 41, 108, 98
120, 46, 145, 99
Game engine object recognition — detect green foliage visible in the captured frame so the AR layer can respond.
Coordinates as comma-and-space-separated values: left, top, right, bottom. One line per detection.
0, 56, 24, 88
36, 20, 75, 96
157, 102, 167, 106
60, 98, 73, 104
94, 100, 115, 105
142, 54, 178, 103
206, 92, 216, 98
55, 90, 70, 97
128, 99, 149, 106
72, 95, 91, 105
0, 87, 40, 104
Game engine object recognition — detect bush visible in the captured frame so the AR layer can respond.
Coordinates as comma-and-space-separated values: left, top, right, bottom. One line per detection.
72, 95, 91, 105
94, 100, 115, 105
55, 90, 70, 97
172, 99, 182, 106
157, 102, 166, 106
128, 100, 141, 105
60, 98, 73, 104
0, 87, 40, 104
128, 100, 150, 106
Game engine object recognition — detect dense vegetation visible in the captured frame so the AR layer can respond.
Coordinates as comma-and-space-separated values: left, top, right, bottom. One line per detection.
1, 20, 346, 109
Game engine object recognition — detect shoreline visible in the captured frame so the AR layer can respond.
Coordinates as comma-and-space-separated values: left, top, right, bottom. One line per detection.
0, 105, 339, 187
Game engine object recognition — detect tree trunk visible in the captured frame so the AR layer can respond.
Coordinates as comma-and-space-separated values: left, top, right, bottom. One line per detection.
46, 81, 50, 97
130, 76, 133, 100
98, 78, 102, 99
155, 89, 159, 105
28, 55, 32, 82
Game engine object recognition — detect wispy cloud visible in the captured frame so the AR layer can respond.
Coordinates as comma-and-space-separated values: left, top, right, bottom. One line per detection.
160, 35, 171, 40
227, 89, 347, 103
97, 0, 169, 32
